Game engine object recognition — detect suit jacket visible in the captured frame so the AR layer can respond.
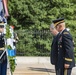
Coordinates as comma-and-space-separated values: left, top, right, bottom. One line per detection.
50, 33, 59, 65
57, 29, 75, 69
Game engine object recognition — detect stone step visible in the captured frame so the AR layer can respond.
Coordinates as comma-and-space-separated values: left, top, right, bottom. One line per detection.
7, 73, 49, 75
7, 67, 49, 75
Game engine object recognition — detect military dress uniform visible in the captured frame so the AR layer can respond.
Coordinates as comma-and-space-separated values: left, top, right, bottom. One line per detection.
0, 25, 7, 75
52, 18, 75, 75
56, 29, 75, 75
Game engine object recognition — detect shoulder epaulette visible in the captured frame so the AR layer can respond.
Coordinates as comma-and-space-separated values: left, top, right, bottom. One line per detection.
63, 32, 69, 34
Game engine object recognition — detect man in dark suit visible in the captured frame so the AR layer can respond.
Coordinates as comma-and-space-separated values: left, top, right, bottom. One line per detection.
52, 18, 75, 75
50, 23, 59, 75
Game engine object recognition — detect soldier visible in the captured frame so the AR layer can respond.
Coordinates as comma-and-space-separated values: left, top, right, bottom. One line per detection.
0, 23, 7, 75
50, 23, 59, 75
52, 18, 75, 75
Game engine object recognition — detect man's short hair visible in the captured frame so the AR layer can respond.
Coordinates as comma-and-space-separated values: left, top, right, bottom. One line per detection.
50, 23, 55, 29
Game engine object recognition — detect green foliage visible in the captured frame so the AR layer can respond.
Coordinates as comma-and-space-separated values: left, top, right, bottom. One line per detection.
8, 0, 50, 30
5, 25, 16, 73
5, 25, 11, 39
8, 0, 76, 57
16, 30, 52, 56
7, 45, 12, 50
8, 57, 16, 73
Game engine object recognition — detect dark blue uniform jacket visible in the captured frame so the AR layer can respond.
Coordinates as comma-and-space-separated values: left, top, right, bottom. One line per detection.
57, 29, 75, 69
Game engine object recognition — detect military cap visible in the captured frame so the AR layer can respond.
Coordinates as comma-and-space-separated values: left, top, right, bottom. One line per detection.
52, 18, 65, 27
0, 22, 5, 28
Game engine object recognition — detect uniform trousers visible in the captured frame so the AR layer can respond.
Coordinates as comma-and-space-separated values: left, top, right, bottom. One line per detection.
56, 68, 72, 75
0, 50, 7, 75
0, 60, 7, 75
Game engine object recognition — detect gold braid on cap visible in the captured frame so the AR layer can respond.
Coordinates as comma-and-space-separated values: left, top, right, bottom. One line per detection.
54, 20, 64, 27
0, 22, 4, 24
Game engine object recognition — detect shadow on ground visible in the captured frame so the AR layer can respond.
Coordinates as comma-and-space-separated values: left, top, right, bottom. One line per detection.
28, 67, 56, 73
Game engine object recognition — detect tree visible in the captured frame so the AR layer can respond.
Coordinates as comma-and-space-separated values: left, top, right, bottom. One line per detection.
8, 0, 76, 56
